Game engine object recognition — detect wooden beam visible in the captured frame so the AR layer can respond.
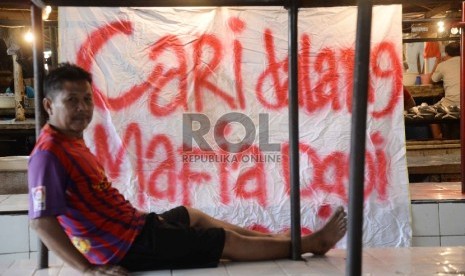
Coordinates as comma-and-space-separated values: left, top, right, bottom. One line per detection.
31, 0, 463, 8
425, 3, 451, 18
0, 9, 31, 26
0, 8, 57, 27
0, 1, 31, 9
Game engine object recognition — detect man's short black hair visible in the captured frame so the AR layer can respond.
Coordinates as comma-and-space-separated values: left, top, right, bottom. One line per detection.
445, 42, 460, 57
44, 63, 92, 99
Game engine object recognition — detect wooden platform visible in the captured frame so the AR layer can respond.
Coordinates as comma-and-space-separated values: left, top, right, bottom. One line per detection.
404, 84, 444, 98
0, 118, 35, 132
406, 140, 461, 181
410, 182, 465, 202
407, 154, 461, 175
0, 107, 35, 117
0, 119, 35, 156
406, 140, 461, 152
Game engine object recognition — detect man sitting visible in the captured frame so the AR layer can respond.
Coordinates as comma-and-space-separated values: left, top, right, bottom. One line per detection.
29, 63, 347, 275
430, 42, 461, 139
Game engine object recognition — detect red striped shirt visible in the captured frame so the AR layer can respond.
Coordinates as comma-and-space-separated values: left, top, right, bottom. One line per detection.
28, 124, 146, 264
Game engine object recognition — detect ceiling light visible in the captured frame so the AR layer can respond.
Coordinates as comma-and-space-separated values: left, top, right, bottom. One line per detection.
44, 50, 52, 59
24, 30, 34, 43
42, 6, 52, 20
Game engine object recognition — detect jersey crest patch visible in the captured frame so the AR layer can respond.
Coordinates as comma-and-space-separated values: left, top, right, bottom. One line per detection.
32, 185, 46, 212
72, 237, 91, 254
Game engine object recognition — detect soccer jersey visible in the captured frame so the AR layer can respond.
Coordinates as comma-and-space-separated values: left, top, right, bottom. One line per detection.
28, 124, 147, 264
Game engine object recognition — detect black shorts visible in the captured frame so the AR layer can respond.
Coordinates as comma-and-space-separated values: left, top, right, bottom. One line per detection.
118, 206, 226, 271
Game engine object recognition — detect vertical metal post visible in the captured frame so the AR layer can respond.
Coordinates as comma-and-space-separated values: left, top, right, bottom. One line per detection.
31, 4, 47, 133
287, 0, 301, 260
461, 2, 465, 194
49, 26, 59, 69
346, 0, 372, 275
31, 3, 48, 269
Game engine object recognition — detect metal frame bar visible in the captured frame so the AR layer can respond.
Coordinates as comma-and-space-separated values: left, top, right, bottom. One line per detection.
31, 5, 46, 135
453, 1, 465, 194
461, 2, 465, 194
28, 0, 378, 272
27, 0, 464, 7
287, 0, 301, 261
31, 4, 48, 269
346, 0, 372, 275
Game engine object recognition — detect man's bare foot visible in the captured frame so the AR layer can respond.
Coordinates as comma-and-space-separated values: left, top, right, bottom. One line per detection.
302, 206, 347, 255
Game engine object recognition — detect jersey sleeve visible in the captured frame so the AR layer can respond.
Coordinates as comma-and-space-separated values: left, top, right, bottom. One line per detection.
28, 150, 68, 219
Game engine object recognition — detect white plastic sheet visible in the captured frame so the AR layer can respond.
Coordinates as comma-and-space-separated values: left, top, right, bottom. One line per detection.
59, 5, 411, 247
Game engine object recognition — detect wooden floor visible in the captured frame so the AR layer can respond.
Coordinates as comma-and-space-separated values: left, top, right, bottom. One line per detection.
2, 247, 465, 275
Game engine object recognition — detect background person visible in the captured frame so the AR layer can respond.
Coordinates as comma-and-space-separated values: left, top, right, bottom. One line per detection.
403, 86, 416, 111
431, 41, 460, 108
5, 79, 35, 98
430, 42, 461, 139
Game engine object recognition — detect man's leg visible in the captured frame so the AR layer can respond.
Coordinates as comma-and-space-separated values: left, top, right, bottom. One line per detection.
221, 206, 347, 261
186, 207, 283, 238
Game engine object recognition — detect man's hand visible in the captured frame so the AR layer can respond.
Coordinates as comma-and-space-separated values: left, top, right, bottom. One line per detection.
84, 265, 129, 276
31, 218, 130, 275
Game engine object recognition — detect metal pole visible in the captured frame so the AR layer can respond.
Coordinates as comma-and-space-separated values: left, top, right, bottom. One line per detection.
31, 3, 48, 269
287, 0, 301, 260
49, 26, 59, 69
346, 0, 373, 275
461, 2, 465, 194
31, 5, 47, 133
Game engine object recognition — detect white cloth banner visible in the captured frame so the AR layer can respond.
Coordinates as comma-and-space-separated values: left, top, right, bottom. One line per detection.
59, 5, 411, 247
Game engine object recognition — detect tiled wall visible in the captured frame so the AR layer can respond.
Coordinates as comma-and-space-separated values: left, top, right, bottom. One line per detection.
0, 202, 464, 259
412, 202, 465, 246
0, 214, 40, 262
0, 214, 38, 258
0, 215, 30, 255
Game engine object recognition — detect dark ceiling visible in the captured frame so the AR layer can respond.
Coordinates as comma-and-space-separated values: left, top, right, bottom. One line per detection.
0, 0, 463, 26
0, 0, 462, 55
403, 1, 462, 20
0, 0, 460, 74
